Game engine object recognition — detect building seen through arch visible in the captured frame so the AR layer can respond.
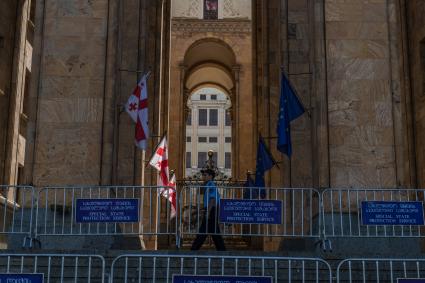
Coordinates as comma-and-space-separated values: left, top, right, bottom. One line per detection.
185, 87, 232, 178
169, 0, 253, 180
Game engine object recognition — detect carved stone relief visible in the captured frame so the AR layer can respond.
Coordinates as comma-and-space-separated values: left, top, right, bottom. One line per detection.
223, 0, 241, 18
181, 0, 202, 18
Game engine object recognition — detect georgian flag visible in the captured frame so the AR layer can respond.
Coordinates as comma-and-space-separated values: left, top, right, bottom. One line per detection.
149, 135, 169, 186
149, 136, 176, 218
126, 75, 149, 150
165, 173, 177, 218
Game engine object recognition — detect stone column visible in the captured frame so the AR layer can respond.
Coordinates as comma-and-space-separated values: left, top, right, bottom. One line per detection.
178, 63, 187, 178
232, 65, 240, 178
192, 104, 198, 172
218, 107, 225, 167
312, 0, 330, 189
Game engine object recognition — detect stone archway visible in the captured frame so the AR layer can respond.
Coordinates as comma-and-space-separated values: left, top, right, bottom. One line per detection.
168, 29, 254, 180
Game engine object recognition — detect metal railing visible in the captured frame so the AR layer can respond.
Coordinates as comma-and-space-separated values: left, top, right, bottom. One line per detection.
336, 258, 425, 283
3, 252, 425, 282
110, 254, 332, 283
35, 186, 177, 237
1, 185, 425, 249
0, 253, 105, 283
322, 188, 425, 238
179, 186, 321, 240
0, 185, 35, 246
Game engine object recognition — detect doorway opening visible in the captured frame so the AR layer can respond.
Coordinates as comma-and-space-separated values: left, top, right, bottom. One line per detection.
185, 87, 232, 178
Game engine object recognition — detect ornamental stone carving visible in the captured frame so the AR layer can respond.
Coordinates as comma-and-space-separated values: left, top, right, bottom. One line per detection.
172, 19, 252, 35
181, 0, 202, 18
223, 0, 241, 18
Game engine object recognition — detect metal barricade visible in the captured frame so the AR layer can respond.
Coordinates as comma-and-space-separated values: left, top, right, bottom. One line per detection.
322, 188, 425, 238
179, 186, 321, 239
0, 185, 35, 246
35, 186, 177, 237
0, 253, 105, 282
336, 258, 425, 282
110, 254, 332, 283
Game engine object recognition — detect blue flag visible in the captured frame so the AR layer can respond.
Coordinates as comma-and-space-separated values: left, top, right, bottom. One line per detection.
254, 137, 276, 198
277, 72, 305, 157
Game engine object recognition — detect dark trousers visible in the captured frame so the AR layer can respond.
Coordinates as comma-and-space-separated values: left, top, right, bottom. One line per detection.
191, 206, 226, 251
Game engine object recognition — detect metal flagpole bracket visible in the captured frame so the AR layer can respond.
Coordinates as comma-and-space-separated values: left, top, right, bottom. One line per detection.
118, 68, 152, 79
119, 69, 144, 73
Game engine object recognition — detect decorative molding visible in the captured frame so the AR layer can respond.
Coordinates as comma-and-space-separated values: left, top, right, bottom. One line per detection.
223, 0, 241, 18
172, 19, 252, 34
181, 0, 202, 18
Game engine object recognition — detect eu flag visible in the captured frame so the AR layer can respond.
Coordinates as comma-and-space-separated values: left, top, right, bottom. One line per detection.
254, 136, 276, 198
277, 72, 305, 157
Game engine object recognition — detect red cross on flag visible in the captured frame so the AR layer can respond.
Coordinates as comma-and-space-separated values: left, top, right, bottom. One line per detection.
125, 74, 149, 150
165, 173, 177, 218
149, 136, 176, 217
149, 135, 169, 187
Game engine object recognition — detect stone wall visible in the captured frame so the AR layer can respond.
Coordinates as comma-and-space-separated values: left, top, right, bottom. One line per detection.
29, 0, 110, 186
28, 0, 166, 188
255, 0, 314, 189
325, 0, 398, 188
0, 0, 17, 184
256, 0, 416, 189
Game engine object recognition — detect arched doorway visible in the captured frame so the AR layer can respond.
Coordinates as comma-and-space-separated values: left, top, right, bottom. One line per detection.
168, 6, 254, 181
182, 46, 236, 178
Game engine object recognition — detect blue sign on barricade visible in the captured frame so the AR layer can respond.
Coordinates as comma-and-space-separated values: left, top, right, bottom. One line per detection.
0, 273, 43, 283
398, 279, 425, 283
361, 201, 424, 225
219, 199, 282, 224
76, 199, 139, 223
173, 275, 272, 283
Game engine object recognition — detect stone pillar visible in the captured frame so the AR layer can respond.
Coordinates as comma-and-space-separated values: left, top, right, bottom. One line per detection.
178, 63, 187, 178
218, 107, 225, 167
325, 0, 397, 188
232, 65, 240, 178
312, 0, 330, 189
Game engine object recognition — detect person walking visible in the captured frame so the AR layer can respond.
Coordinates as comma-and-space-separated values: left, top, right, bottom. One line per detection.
191, 168, 226, 251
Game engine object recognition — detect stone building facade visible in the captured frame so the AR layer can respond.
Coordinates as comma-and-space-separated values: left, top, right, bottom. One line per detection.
0, 0, 35, 186
0, 0, 424, 191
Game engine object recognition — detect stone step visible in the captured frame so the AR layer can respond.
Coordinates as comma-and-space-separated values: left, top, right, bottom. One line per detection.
180, 234, 250, 250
